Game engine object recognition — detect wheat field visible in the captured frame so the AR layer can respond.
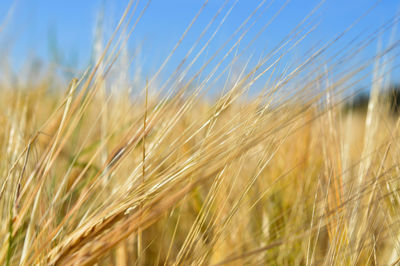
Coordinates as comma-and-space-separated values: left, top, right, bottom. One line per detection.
1, 1, 400, 265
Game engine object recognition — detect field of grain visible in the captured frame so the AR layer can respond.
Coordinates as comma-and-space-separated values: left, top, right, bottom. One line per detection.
1, 1, 400, 265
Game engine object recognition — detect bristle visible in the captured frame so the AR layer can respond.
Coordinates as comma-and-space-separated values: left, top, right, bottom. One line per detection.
0, 1, 400, 265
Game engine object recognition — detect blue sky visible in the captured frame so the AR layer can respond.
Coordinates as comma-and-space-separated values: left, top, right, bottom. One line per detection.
0, 0, 399, 91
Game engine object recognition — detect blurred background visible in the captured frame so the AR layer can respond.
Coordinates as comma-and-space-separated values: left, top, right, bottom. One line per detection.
0, 0, 399, 95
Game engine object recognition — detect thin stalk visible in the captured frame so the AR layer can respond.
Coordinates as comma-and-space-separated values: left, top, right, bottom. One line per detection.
138, 79, 148, 265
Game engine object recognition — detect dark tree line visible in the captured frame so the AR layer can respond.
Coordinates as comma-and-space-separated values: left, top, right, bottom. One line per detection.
345, 84, 400, 114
